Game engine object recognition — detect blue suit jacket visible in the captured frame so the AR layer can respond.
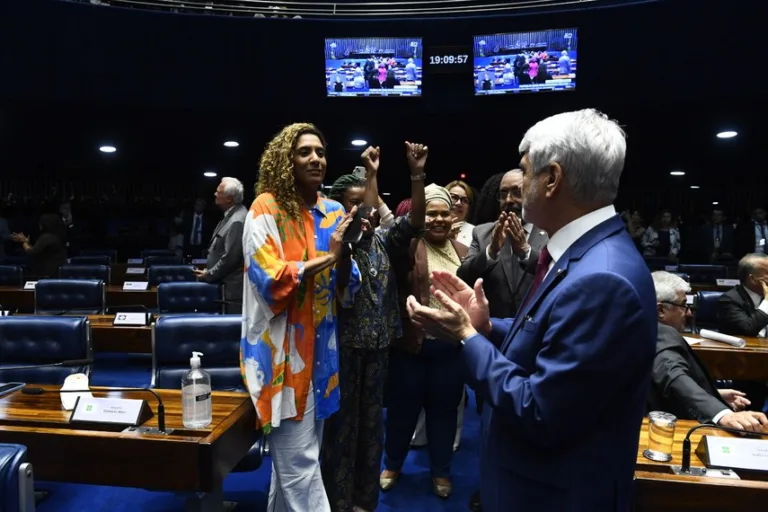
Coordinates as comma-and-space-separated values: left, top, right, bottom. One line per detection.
463, 215, 657, 512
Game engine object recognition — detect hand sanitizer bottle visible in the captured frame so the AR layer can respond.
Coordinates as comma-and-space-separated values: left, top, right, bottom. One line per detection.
182, 351, 212, 429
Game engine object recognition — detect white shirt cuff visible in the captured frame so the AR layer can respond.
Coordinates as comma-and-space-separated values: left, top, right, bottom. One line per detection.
486, 246, 498, 262
712, 408, 732, 424
758, 300, 768, 316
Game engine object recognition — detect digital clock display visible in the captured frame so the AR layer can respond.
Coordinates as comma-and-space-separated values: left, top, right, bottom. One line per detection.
429, 55, 469, 65
426, 46, 472, 74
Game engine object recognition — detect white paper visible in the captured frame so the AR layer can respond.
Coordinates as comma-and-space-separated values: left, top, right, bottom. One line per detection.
125, 267, 145, 275
123, 281, 149, 291
698, 329, 746, 348
127, 258, 144, 264
60, 373, 93, 411
683, 336, 701, 345
23, 281, 37, 290
716, 279, 740, 287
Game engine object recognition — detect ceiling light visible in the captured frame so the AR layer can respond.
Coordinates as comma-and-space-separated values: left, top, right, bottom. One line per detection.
350, 139, 367, 147
223, 141, 239, 148
99, 145, 117, 153
690, 185, 700, 189
716, 131, 737, 139
712, 201, 719, 205
669, 171, 685, 176
203, 171, 217, 178
382, 192, 391, 196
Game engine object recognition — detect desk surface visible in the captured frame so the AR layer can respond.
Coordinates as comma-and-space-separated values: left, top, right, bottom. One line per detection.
0, 385, 256, 492
634, 418, 767, 510
689, 333, 768, 381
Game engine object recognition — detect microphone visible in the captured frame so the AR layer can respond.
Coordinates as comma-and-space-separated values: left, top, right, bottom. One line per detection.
677, 422, 768, 474
21, 386, 169, 434
0, 358, 93, 371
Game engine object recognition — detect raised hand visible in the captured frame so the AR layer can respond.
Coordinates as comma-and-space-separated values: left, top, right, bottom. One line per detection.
430, 271, 491, 336
504, 212, 530, 257
361, 146, 381, 174
329, 206, 357, 260
405, 141, 428, 175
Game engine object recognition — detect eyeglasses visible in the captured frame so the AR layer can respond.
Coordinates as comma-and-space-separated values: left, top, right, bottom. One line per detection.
450, 194, 470, 206
661, 301, 691, 312
497, 188, 522, 201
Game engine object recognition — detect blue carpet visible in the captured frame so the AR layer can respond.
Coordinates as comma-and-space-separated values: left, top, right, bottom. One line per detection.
36, 353, 480, 511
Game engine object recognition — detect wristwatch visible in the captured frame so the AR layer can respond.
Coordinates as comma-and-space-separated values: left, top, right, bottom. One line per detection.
410, 173, 426, 181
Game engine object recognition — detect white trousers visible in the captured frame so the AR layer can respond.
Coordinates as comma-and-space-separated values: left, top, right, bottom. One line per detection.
267, 385, 330, 512
411, 390, 465, 450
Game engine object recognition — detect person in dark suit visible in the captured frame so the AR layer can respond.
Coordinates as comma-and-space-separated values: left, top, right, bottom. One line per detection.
718, 253, 768, 337
194, 178, 247, 314
182, 198, 215, 259
648, 271, 767, 430
11, 213, 67, 278
407, 109, 657, 511
697, 208, 734, 262
458, 169, 548, 320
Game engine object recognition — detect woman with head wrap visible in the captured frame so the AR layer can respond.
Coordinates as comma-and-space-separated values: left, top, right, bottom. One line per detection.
240, 122, 362, 512
380, 179, 467, 499
11, 213, 67, 278
321, 143, 426, 512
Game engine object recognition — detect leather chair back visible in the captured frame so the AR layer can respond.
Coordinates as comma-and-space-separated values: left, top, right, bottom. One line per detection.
152, 314, 243, 390
70, 255, 111, 266
694, 290, 724, 331
145, 256, 183, 267
60, 264, 111, 284
34, 279, 105, 315
80, 249, 117, 262
0, 443, 35, 512
0, 256, 28, 268
157, 282, 220, 314
0, 316, 92, 383
147, 265, 196, 285
678, 264, 727, 284
0, 266, 23, 287
142, 249, 176, 258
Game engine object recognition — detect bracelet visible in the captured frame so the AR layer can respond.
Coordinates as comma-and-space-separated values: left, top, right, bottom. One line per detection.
410, 173, 426, 181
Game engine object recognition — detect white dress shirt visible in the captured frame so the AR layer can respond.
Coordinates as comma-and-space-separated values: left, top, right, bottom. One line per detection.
545, 205, 617, 275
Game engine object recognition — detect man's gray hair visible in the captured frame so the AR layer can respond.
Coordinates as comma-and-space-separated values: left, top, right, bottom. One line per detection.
652, 271, 691, 303
221, 177, 244, 204
737, 253, 768, 283
518, 109, 626, 205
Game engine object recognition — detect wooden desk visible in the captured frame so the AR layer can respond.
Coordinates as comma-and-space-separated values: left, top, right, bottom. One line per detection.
0, 285, 157, 312
89, 314, 152, 353
0, 385, 256, 509
690, 333, 768, 381
634, 418, 767, 510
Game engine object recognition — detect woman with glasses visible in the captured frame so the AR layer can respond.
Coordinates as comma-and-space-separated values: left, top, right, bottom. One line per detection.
445, 180, 474, 247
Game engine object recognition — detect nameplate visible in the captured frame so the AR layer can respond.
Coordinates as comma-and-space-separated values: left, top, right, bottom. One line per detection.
125, 267, 145, 275
716, 279, 739, 287
123, 281, 149, 291
113, 312, 150, 326
0, 311, 11, 316
664, 265, 678, 271
70, 396, 153, 429
23, 281, 37, 290
685, 294, 695, 305
697, 435, 768, 472
191, 258, 207, 265
127, 258, 144, 264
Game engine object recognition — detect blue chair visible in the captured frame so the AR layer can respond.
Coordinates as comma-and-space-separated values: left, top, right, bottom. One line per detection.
0, 265, 23, 287
157, 282, 220, 314
694, 290, 724, 332
147, 265, 196, 286
151, 315, 263, 471
79, 249, 117, 262
142, 249, 176, 258
678, 264, 727, 284
69, 255, 111, 266
59, 264, 111, 285
34, 279, 105, 315
0, 316, 92, 383
0, 443, 35, 512
145, 256, 183, 267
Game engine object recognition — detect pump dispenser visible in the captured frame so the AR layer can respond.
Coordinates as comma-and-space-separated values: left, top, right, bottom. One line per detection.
181, 351, 212, 428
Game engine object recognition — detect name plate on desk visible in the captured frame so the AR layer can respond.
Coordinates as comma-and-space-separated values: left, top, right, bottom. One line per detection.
114, 312, 151, 326
716, 279, 740, 287
665, 265, 678, 271
697, 435, 768, 472
125, 267, 146, 275
127, 258, 144, 264
191, 258, 207, 265
123, 281, 149, 291
23, 281, 37, 290
70, 396, 153, 429
1, 310, 12, 316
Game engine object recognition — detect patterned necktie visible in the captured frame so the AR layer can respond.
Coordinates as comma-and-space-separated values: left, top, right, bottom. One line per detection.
522, 245, 552, 310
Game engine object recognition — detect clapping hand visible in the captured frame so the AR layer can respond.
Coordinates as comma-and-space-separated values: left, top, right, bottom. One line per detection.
10, 233, 29, 244
505, 212, 530, 257
488, 213, 509, 260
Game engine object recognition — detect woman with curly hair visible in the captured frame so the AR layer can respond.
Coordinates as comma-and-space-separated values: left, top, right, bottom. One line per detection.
241, 122, 361, 512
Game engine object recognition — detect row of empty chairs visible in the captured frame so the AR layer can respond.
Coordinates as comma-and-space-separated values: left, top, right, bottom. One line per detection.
0, 264, 199, 286
644, 261, 732, 283
0, 248, 193, 267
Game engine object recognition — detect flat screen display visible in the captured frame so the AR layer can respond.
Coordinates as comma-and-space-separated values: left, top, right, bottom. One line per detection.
325, 37, 423, 97
473, 28, 577, 96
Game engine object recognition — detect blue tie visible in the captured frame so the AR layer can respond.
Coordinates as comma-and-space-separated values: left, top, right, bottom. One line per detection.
193, 215, 201, 245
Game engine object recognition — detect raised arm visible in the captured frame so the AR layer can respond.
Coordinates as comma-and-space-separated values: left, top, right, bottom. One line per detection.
404, 141, 427, 232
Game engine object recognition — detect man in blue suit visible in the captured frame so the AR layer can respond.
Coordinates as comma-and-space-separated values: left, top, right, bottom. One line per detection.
407, 109, 657, 511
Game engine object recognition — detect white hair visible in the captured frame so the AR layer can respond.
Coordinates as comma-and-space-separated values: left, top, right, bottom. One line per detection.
518, 109, 626, 205
652, 271, 691, 303
221, 177, 244, 204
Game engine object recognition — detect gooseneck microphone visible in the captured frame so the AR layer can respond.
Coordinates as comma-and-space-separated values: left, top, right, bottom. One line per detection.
21, 386, 168, 434
680, 422, 768, 473
0, 358, 94, 371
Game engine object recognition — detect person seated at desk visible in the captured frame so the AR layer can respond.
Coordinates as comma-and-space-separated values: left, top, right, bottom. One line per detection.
648, 271, 768, 431
718, 253, 768, 337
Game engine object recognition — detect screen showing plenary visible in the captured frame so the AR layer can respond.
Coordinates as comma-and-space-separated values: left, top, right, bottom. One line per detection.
473, 28, 577, 96
325, 37, 423, 97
